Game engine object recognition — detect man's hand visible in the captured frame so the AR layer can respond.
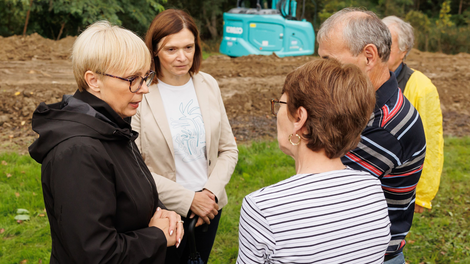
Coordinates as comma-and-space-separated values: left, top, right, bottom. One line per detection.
414, 204, 427, 213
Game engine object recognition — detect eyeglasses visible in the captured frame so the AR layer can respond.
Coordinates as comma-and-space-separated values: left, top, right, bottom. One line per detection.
270, 99, 287, 116
96, 70, 156, 93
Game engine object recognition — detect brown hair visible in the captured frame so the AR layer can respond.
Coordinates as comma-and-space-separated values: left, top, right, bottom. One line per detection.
282, 59, 376, 159
145, 9, 202, 83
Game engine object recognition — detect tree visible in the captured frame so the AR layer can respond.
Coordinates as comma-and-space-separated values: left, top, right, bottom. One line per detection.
405, 10, 431, 51
163, 0, 229, 40
0, 0, 167, 39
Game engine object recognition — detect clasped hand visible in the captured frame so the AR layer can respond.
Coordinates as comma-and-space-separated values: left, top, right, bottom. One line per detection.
149, 207, 184, 248
190, 189, 219, 227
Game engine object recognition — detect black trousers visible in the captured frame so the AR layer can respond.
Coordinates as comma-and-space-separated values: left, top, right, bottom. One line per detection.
165, 210, 222, 264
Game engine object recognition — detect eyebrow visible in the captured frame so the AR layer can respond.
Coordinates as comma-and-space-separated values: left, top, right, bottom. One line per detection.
164, 43, 195, 48
128, 70, 150, 77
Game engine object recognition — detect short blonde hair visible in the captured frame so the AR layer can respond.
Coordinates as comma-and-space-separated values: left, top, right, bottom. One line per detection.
72, 21, 151, 92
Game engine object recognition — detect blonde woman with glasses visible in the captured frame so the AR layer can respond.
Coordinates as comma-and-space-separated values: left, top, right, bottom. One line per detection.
29, 21, 183, 263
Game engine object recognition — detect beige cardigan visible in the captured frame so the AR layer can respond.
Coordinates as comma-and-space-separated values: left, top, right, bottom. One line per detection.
132, 72, 238, 217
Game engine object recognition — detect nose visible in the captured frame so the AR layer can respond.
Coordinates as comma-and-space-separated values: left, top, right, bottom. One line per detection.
176, 49, 186, 61
139, 80, 150, 94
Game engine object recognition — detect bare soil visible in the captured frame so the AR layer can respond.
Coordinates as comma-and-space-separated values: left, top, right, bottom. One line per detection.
1, 34, 469, 154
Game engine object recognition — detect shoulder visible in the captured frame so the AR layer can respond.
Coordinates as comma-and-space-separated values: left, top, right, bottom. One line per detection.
410, 69, 433, 84
243, 175, 301, 208
41, 136, 114, 181
194, 71, 219, 88
52, 137, 108, 161
408, 70, 438, 93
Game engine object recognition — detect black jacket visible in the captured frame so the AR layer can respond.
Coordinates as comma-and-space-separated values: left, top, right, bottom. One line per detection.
29, 90, 167, 263
396, 62, 415, 93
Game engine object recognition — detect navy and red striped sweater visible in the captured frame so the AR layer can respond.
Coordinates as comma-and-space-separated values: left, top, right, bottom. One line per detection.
342, 72, 426, 257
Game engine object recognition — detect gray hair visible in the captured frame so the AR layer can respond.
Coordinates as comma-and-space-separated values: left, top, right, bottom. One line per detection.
382, 16, 414, 59
317, 8, 392, 62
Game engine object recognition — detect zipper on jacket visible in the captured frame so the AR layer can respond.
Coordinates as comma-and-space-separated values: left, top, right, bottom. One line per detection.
129, 141, 155, 211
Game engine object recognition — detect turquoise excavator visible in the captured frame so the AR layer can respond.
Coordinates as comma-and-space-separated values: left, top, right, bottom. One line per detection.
219, 0, 315, 57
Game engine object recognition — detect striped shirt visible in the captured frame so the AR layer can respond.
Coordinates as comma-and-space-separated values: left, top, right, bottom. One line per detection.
237, 168, 391, 264
341, 73, 426, 256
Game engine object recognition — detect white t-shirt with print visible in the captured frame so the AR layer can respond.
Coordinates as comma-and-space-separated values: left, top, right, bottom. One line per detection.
158, 78, 208, 192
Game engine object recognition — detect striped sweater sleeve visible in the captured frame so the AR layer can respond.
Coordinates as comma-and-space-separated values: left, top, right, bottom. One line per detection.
237, 194, 275, 264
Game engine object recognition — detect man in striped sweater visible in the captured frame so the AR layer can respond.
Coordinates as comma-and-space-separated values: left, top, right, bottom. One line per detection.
317, 8, 426, 263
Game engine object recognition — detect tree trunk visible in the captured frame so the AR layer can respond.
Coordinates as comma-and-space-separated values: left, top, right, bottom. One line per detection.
202, 6, 218, 39
208, 11, 218, 39
57, 22, 66, 40
425, 34, 428, 52
458, 0, 463, 14
23, 0, 34, 37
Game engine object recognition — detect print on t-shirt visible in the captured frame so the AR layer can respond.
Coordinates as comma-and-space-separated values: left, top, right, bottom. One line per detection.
158, 78, 208, 191
170, 99, 206, 163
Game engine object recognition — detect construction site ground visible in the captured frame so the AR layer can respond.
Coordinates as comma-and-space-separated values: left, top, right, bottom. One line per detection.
1, 34, 469, 154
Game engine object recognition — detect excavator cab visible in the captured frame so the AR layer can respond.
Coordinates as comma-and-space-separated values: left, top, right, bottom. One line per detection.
219, 0, 315, 57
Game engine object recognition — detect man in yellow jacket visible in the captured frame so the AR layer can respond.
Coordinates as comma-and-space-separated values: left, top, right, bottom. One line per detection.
383, 16, 444, 213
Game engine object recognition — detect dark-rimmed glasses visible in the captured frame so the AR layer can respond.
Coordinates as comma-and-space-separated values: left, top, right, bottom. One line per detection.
96, 70, 156, 93
270, 99, 287, 116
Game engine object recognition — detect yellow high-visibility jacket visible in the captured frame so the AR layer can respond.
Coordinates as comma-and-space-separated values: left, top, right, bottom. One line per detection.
397, 64, 444, 209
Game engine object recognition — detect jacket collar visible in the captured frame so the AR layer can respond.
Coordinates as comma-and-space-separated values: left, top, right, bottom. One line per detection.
73, 90, 132, 131
375, 71, 399, 110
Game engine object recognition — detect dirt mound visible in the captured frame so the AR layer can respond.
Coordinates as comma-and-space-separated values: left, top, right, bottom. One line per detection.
203, 54, 313, 78
406, 49, 470, 137
0, 33, 75, 61
0, 37, 469, 153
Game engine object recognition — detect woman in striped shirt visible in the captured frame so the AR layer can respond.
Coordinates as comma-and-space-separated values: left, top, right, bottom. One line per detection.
237, 59, 391, 264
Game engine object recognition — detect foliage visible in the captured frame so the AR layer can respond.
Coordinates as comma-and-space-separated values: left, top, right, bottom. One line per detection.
405, 1, 470, 54
434, 0, 455, 51
379, 0, 414, 17
0, 0, 166, 39
317, 0, 373, 24
162, 0, 231, 40
1, 138, 470, 262
406, 10, 432, 51
2, 0, 470, 54
437, 0, 455, 29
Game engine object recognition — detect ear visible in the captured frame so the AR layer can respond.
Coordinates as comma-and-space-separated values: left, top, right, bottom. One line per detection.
363, 44, 379, 71
399, 50, 407, 62
292, 106, 308, 135
84, 70, 101, 94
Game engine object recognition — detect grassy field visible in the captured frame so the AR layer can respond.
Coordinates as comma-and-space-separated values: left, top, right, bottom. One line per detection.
0, 137, 469, 263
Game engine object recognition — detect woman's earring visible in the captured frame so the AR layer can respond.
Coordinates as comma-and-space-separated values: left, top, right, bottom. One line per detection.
289, 134, 301, 146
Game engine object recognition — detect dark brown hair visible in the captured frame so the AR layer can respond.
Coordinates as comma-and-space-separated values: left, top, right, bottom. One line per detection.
282, 59, 376, 159
145, 9, 202, 82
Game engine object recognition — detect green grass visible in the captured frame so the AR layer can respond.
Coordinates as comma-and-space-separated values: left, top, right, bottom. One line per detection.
202, 50, 223, 60
403, 137, 470, 264
1, 138, 469, 263
0, 153, 50, 263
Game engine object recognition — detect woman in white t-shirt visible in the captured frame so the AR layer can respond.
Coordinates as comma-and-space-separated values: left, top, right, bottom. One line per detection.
131, 9, 238, 264
237, 59, 391, 263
